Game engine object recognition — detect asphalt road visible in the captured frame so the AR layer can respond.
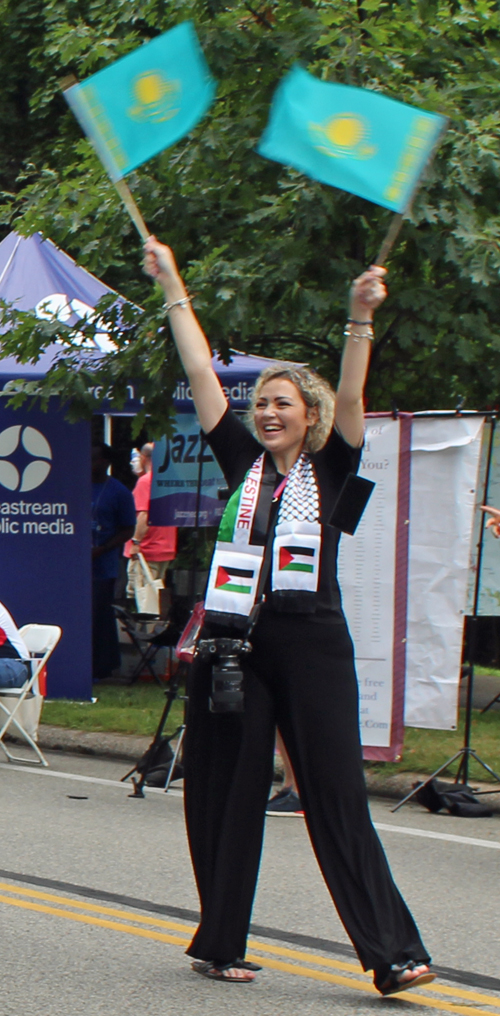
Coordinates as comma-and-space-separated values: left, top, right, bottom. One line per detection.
1, 750, 500, 1016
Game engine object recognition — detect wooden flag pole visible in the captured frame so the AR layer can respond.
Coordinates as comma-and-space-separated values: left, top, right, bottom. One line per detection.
60, 75, 150, 244
374, 212, 405, 268
113, 178, 150, 242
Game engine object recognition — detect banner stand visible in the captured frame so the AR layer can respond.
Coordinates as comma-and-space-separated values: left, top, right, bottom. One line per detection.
393, 412, 500, 811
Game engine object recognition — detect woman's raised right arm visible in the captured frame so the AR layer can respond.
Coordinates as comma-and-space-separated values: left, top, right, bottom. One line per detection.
143, 236, 228, 433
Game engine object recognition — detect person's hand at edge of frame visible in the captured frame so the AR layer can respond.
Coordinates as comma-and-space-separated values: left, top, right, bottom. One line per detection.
480, 504, 500, 538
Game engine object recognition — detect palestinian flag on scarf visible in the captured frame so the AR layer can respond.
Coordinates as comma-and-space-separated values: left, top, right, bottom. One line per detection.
214, 564, 255, 595
278, 545, 315, 574
204, 454, 271, 624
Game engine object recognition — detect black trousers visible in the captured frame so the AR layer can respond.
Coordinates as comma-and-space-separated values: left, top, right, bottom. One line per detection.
183, 612, 430, 985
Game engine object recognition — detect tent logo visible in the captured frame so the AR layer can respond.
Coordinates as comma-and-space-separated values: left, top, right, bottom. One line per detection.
0, 425, 52, 492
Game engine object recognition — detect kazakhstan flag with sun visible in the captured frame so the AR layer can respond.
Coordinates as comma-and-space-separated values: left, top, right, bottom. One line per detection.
258, 66, 446, 212
64, 22, 216, 182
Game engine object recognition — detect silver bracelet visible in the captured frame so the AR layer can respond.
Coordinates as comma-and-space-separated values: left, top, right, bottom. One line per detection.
343, 323, 374, 343
164, 296, 192, 314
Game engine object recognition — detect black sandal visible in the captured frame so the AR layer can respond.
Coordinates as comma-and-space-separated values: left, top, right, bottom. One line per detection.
379, 961, 435, 996
191, 960, 256, 983
235, 958, 262, 971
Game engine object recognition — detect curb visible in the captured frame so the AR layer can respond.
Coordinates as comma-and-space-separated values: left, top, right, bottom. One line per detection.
33, 725, 500, 814
37, 725, 151, 763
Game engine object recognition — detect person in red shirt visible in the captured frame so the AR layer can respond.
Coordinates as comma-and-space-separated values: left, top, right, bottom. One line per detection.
124, 443, 177, 600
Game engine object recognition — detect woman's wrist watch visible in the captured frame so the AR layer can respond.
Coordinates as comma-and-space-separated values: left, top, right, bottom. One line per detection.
132, 538, 141, 546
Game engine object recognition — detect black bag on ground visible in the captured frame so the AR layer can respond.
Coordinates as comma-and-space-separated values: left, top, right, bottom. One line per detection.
414, 779, 492, 817
136, 735, 174, 774
447, 800, 493, 817
145, 760, 184, 787
413, 779, 447, 812
135, 736, 184, 785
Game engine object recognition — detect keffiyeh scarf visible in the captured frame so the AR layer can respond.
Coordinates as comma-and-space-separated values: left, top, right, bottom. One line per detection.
204, 451, 321, 628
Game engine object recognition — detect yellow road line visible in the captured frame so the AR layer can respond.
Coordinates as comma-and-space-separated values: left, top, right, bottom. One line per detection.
0, 881, 195, 935
0, 894, 189, 947
247, 956, 500, 1016
1, 885, 499, 1016
248, 938, 366, 974
0, 886, 361, 974
410, 981, 500, 1006
247, 941, 500, 1007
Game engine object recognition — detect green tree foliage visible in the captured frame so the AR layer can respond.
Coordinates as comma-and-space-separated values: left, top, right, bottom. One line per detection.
1, 0, 500, 432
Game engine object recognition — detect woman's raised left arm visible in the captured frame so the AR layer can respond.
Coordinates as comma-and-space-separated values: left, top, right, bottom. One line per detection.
334, 266, 387, 447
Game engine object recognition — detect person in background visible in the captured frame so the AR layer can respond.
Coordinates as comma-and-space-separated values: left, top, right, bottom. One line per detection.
130, 447, 145, 478
92, 444, 135, 681
0, 600, 31, 688
266, 730, 303, 815
123, 442, 177, 606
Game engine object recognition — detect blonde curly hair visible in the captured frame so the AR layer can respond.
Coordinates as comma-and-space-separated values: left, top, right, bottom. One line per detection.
246, 366, 336, 454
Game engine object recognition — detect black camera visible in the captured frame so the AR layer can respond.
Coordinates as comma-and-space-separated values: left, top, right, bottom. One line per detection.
198, 637, 252, 713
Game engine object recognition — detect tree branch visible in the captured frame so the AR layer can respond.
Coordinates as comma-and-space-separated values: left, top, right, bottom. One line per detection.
242, 3, 274, 30
230, 331, 334, 355
369, 312, 406, 368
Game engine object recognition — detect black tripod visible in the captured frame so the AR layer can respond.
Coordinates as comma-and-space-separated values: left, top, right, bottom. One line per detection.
122, 660, 189, 798
393, 413, 500, 812
481, 686, 500, 714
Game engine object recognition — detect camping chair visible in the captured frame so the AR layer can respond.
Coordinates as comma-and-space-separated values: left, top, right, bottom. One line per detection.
113, 606, 179, 688
0, 624, 62, 766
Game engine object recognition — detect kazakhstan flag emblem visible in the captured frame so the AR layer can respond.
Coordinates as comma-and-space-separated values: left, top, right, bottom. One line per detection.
308, 114, 377, 161
128, 71, 181, 123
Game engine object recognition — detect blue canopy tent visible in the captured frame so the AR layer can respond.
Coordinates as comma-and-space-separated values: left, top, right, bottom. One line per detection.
0, 231, 293, 411
0, 231, 125, 699
0, 231, 119, 348
0, 231, 297, 697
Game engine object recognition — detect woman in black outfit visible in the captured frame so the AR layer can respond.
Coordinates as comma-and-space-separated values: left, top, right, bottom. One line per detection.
144, 236, 434, 996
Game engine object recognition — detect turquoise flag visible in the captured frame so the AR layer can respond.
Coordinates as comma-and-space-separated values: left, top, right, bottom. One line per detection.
64, 22, 216, 181
258, 66, 446, 212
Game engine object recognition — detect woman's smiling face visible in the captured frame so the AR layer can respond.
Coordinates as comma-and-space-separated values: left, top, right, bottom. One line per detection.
253, 378, 318, 466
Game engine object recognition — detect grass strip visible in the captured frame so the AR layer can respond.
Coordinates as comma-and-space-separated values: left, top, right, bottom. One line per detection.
365, 707, 500, 782
41, 683, 185, 737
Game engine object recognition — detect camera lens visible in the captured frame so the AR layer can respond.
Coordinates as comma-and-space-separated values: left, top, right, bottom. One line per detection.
198, 638, 250, 714
210, 657, 244, 713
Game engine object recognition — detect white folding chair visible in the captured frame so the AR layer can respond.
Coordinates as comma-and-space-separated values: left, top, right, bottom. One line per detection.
0, 623, 62, 766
